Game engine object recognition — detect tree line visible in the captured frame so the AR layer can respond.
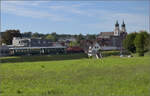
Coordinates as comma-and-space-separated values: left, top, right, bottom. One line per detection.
0, 29, 97, 45
123, 30, 150, 56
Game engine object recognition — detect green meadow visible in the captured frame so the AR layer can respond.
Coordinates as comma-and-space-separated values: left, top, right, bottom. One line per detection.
0, 54, 150, 96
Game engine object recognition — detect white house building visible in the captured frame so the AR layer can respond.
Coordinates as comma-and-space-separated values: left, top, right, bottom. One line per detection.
88, 42, 102, 58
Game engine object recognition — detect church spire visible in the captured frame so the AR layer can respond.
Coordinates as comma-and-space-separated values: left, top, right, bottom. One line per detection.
122, 20, 125, 27
115, 20, 119, 27
121, 20, 126, 32
114, 20, 120, 36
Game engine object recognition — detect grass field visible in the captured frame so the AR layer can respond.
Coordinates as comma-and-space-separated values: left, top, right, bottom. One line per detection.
0, 54, 150, 96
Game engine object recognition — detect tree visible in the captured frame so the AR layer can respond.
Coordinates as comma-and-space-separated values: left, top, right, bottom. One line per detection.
69, 41, 79, 47
86, 34, 96, 40
2, 30, 21, 45
134, 31, 149, 56
134, 33, 144, 56
32, 32, 40, 38
123, 32, 137, 53
32, 32, 46, 38
51, 32, 58, 42
46, 34, 54, 40
140, 31, 150, 51
76, 33, 84, 44
22, 32, 32, 38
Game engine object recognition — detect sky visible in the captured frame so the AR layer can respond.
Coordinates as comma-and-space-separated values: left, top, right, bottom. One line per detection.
1, 0, 149, 35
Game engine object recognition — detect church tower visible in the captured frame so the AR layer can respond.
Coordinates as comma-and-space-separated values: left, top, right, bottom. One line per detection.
121, 20, 126, 32
114, 20, 120, 36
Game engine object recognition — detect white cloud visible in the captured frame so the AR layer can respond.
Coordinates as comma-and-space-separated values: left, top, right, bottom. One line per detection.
2, 4, 53, 18
30, 1, 51, 6
48, 3, 149, 32
81, 9, 149, 33
107, 13, 149, 32
49, 5, 65, 10
1, 1, 50, 6
1, 1, 149, 33
1, 1, 66, 21
48, 4, 84, 15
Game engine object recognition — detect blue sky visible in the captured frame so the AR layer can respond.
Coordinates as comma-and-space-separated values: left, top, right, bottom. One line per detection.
1, 0, 149, 34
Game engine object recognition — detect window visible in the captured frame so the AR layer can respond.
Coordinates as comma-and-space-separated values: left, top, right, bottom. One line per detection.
43, 41, 46, 44
95, 46, 99, 49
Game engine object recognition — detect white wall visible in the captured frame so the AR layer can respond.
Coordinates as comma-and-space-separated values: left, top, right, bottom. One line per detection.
101, 46, 120, 50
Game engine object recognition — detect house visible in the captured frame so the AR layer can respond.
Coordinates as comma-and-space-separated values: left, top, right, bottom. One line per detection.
79, 39, 94, 53
58, 37, 77, 47
58, 37, 76, 42
88, 42, 102, 58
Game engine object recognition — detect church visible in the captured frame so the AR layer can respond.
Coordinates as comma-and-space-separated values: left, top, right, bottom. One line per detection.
97, 20, 127, 50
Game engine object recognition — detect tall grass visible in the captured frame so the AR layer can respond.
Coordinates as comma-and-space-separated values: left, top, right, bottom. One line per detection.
0, 56, 149, 96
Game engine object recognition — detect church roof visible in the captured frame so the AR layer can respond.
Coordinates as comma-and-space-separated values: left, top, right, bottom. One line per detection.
100, 32, 114, 36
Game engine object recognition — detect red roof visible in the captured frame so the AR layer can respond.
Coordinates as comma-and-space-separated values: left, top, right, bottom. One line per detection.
67, 46, 83, 51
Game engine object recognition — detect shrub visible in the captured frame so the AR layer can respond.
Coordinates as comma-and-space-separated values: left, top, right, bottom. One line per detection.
101, 50, 120, 57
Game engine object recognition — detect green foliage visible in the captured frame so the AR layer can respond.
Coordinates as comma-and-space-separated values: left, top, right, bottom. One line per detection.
1, 30, 21, 45
21, 32, 32, 38
123, 32, 137, 53
0, 56, 149, 96
0, 53, 88, 63
134, 31, 149, 56
86, 34, 96, 40
32, 32, 59, 41
101, 50, 120, 57
32, 32, 40, 38
45, 34, 54, 40
123, 31, 149, 56
32, 32, 45, 38
69, 41, 79, 47
131, 51, 150, 57
140, 31, 150, 51
50, 32, 58, 42
76, 33, 84, 44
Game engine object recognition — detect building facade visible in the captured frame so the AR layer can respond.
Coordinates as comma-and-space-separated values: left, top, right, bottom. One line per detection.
12, 37, 53, 47
7, 37, 67, 56
0, 45, 10, 57
97, 20, 127, 50
88, 42, 101, 56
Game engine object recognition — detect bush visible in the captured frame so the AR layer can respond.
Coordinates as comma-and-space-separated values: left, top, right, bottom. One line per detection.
122, 50, 131, 55
0, 53, 88, 63
138, 51, 144, 56
101, 50, 120, 57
